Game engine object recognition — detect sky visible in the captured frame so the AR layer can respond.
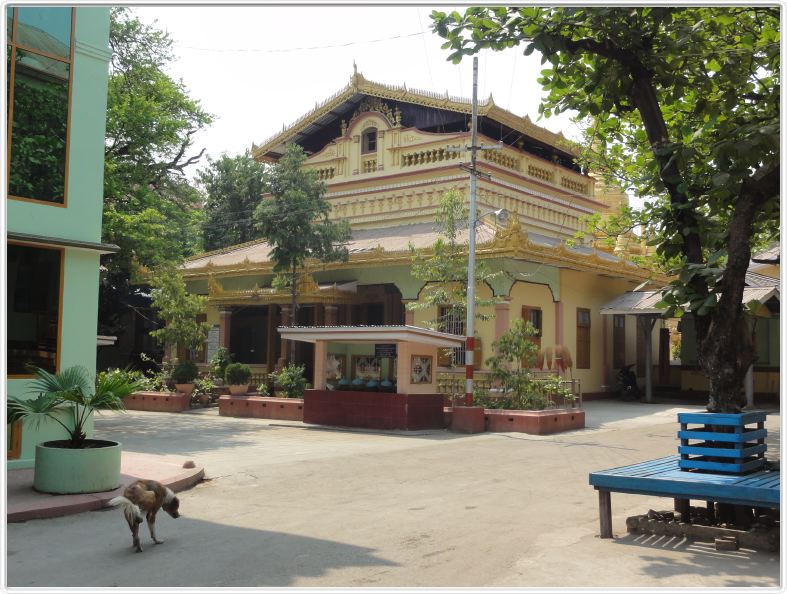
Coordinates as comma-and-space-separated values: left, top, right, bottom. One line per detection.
133, 6, 582, 178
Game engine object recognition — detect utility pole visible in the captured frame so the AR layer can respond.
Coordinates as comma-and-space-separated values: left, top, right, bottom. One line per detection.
446, 58, 503, 406
464, 56, 480, 407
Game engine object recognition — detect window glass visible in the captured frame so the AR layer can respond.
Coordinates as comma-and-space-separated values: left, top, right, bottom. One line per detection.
7, 244, 62, 375
362, 128, 377, 154
16, 7, 71, 59
7, 7, 14, 40
9, 49, 69, 203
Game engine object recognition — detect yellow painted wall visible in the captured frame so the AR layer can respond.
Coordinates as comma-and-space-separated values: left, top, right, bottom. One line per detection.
559, 269, 639, 394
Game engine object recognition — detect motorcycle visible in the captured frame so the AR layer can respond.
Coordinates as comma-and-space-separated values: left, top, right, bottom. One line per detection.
617, 364, 640, 401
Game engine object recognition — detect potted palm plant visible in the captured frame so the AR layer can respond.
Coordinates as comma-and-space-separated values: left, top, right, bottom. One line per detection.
7, 366, 141, 494
172, 360, 199, 396
225, 363, 252, 395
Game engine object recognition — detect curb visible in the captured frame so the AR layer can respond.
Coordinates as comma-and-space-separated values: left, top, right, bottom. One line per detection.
8, 465, 205, 523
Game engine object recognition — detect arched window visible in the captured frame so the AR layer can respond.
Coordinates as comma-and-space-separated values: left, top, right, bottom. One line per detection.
361, 127, 377, 154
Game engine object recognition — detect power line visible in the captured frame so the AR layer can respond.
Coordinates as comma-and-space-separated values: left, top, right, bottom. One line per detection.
178, 31, 424, 54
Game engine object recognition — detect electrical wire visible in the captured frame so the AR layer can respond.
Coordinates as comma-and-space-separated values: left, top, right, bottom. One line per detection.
178, 32, 424, 54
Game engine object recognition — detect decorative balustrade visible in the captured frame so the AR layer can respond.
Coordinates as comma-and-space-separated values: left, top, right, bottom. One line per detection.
400, 147, 460, 168
315, 167, 335, 180
361, 157, 377, 173
560, 176, 588, 195
527, 162, 554, 183
482, 149, 520, 171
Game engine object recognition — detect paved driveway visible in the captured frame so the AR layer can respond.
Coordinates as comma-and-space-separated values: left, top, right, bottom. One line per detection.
6, 401, 780, 588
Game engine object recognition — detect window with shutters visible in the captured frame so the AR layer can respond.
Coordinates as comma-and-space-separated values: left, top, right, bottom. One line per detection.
612, 314, 626, 368
576, 308, 591, 369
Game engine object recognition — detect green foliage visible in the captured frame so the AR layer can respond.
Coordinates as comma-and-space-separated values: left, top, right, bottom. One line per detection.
100, 8, 213, 336
148, 266, 210, 352
480, 319, 574, 410
431, 6, 779, 412
224, 362, 252, 386
271, 363, 307, 398
172, 360, 199, 384
192, 376, 215, 405
197, 150, 268, 251
209, 346, 233, 380
408, 189, 501, 329
256, 382, 271, 397
254, 143, 351, 359
97, 367, 153, 392
7, 366, 141, 448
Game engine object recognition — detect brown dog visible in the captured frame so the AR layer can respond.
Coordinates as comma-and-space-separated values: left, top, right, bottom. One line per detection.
108, 479, 180, 552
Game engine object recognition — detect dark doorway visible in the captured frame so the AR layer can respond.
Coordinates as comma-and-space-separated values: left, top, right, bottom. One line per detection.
230, 307, 268, 364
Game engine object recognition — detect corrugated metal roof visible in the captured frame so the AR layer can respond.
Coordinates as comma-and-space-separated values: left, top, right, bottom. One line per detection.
601, 287, 780, 316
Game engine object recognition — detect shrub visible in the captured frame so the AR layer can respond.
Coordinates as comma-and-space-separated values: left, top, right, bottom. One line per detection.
97, 367, 151, 391
172, 360, 199, 384
209, 346, 233, 379
192, 376, 216, 405
272, 363, 307, 398
225, 362, 251, 385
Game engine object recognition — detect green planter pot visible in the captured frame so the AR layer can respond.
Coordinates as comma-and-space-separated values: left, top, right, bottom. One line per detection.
33, 439, 122, 494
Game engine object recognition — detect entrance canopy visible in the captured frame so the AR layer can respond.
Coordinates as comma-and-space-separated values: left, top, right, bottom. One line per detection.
278, 325, 466, 348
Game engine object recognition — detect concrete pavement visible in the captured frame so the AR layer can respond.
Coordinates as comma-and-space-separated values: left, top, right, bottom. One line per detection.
5, 401, 781, 588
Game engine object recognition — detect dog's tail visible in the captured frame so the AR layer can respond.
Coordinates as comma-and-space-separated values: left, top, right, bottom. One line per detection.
108, 495, 144, 525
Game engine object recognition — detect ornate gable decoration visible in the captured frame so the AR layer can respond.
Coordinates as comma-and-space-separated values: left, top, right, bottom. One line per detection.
351, 96, 399, 127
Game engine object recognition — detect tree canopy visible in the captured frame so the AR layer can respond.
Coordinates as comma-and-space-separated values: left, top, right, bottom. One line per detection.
432, 7, 779, 412
197, 149, 268, 251
99, 8, 213, 337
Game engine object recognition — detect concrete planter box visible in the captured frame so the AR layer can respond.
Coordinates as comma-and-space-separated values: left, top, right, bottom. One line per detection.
219, 395, 304, 421
484, 408, 585, 434
34, 439, 121, 494
124, 391, 190, 412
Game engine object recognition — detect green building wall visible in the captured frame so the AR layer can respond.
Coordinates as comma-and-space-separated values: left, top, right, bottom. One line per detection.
7, 7, 111, 469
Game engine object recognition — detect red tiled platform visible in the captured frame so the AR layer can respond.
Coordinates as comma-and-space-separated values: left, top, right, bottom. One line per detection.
7, 452, 204, 523
123, 391, 190, 412
444, 407, 585, 434
303, 390, 444, 431
484, 408, 585, 434
218, 395, 304, 421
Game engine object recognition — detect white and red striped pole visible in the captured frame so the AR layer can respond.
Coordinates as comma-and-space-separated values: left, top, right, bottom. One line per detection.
464, 56, 479, 407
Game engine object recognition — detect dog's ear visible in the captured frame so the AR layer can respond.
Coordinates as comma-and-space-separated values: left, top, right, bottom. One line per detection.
164, 496, 180, 518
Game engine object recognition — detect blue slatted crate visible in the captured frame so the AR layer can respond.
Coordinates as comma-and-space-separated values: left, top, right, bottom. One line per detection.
677, 411, 767, 474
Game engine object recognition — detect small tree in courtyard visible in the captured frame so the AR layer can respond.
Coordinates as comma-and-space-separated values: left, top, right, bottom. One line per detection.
408, 189, 501, 363
149, 265, 210, 358
254, 143, 351, 361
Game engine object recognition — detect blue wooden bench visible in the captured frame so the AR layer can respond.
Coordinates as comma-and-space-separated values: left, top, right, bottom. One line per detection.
589, 455, 780, 538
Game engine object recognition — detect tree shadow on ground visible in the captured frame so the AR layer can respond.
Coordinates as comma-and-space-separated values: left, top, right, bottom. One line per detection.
94, 411, 278, 455
610, 533, 778, 586
7, 510, 399, 588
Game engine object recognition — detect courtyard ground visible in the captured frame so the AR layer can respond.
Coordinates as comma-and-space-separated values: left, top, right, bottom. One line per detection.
5, 401, 781, 588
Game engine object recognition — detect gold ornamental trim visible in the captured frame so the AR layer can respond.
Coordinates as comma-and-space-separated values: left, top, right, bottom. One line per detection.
185, 219, 665, 287
206, 273, 358, 306
251, 69, 578, 163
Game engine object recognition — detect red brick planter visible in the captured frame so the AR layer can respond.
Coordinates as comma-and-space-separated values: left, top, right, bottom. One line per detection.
450, 406, 486, 433
124, 391, 190, 413
219, 395, 304, 421
484, 408, 585, 434
303, 390, 444, 431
